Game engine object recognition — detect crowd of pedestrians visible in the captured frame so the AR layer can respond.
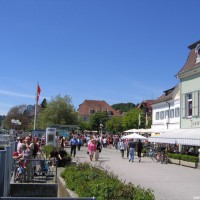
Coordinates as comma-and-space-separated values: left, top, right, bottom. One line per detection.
12, 134, 39, 182
12, 132, 146, 182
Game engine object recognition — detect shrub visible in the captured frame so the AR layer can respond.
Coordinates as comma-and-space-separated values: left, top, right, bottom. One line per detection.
142, 148, 147, 154
42, 144, 56, 158
61, 162, 155, 200
180, 155, 199, 163
168, 153, 181, 160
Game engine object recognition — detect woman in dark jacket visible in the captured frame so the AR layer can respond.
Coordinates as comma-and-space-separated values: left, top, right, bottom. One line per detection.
137, 139, 143, 162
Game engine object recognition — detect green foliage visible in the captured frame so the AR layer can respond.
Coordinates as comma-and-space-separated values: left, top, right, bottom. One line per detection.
180, 155, 199, 163
168, 153, 198, 163
36, 94, 78, 129
3, 105, 28, 130
42, 144, 56, 158
41, 98, 47, 109
168, 153, 181, 160
42, 144, 72, 163
111, 103, 136, 113
78, 119, 91, 132
105, 116, 123, 133
61, 162, 155, 200
89, 111, 109, 132
0, 115, 6, 128
122, 108, 145, 130
142, 148, 147, 154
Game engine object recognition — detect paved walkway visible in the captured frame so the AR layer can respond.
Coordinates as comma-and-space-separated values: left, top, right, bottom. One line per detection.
65, 146, 200, 200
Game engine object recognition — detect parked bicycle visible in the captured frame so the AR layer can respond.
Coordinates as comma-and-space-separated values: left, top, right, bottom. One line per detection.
146, 146, 168, 164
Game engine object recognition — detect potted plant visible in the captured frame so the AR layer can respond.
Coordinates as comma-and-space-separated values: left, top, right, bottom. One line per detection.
142, 148, 147, 157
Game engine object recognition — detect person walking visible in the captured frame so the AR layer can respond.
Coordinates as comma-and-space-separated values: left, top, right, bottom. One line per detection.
128, 139, 136, 162
119, 139, 125, 158
87, 138, 96, 161
94, 138, 101, 161
124, 139, 129, 158
137, 139, 143, 162
69, 135, 78, 157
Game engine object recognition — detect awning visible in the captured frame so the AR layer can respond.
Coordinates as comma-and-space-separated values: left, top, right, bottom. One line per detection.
121, 133, 147, 140
148, 128, 200, 146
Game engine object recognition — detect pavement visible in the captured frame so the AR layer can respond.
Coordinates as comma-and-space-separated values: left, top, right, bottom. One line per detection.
65, 146, 200, 200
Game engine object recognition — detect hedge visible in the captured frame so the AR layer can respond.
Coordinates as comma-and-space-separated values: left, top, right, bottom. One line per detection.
168, 153, 181, 160
61, 162, 155, 200
168, 153, 199, 163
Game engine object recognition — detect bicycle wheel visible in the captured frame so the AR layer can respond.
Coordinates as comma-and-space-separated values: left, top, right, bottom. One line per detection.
151, 151, 158, 162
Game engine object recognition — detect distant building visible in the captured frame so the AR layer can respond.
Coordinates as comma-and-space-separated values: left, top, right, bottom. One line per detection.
137, 100, 154, 116
77, 100, 121, 122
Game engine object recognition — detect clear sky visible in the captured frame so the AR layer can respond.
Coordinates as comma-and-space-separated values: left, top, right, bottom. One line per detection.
0, 0, 200, 116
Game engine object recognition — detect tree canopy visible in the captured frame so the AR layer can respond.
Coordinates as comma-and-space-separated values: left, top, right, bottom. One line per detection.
111, 102, 136, 113
89, 111, 109, 133
36, 94, 78, 129
105, 116, 123, 134
122, 108, 145, 130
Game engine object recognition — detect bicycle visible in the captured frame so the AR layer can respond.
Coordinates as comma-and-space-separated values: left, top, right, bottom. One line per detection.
147, 146, 168, 164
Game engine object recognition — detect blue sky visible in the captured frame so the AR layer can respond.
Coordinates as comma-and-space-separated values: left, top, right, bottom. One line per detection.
0, 0, 200, 115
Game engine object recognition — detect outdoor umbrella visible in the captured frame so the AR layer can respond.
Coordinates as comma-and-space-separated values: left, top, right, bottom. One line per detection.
123, 129, 138, 133
121, 133, 147, 140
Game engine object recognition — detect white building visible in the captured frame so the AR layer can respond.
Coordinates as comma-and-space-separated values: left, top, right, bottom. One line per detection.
151, 84, 180, 132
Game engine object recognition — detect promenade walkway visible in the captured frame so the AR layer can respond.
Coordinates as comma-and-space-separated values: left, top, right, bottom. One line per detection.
66, 146, 200, 200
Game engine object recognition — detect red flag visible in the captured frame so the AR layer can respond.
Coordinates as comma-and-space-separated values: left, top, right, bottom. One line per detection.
37, 84, 41, 103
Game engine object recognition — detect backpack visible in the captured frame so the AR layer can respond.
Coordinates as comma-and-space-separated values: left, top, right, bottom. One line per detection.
33, 143, 39, 157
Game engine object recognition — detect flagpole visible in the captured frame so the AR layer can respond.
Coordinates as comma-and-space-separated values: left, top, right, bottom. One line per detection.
33, 83, 38, 130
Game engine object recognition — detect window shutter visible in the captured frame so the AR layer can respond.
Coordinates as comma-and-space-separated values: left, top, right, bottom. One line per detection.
182, 94, 186, 118
193, 91, 198, 117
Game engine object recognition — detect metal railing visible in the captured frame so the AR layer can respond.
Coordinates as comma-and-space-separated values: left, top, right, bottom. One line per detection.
0, 140, 15, 197
13, 158, 57, 183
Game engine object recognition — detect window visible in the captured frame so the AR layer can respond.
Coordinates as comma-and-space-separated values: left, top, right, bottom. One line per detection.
170, 109, 174, 118
108, 111, 113, 115
175, 108, 180, 117
156, 112, 159, 120
160, 111, 164, 119
165, 110, 169, 119
187, 93, 192, 117
89, 110, 95, 114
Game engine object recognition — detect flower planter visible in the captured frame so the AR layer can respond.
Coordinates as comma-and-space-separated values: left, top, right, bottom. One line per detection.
168, 158, 180, 165
180, 160, 198, 168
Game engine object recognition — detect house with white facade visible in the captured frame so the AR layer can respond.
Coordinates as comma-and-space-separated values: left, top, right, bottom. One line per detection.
149, 40, 200, 148
176, 40, 200, 129
151, 84, 180, 132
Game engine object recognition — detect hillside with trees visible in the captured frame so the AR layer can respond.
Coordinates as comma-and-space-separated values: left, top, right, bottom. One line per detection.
111, 102, 136, 113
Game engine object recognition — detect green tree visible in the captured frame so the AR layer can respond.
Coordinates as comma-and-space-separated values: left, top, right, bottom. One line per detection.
122, 108, 145, 130
3, 105, 28, 130
35, 94, 78, 129
78, 119, 91, 132
105, 116, 123, 134
0, 115, 6, 128
41, 98, 47, 109
111, 102, 135, 113
89, 111, 109, 133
